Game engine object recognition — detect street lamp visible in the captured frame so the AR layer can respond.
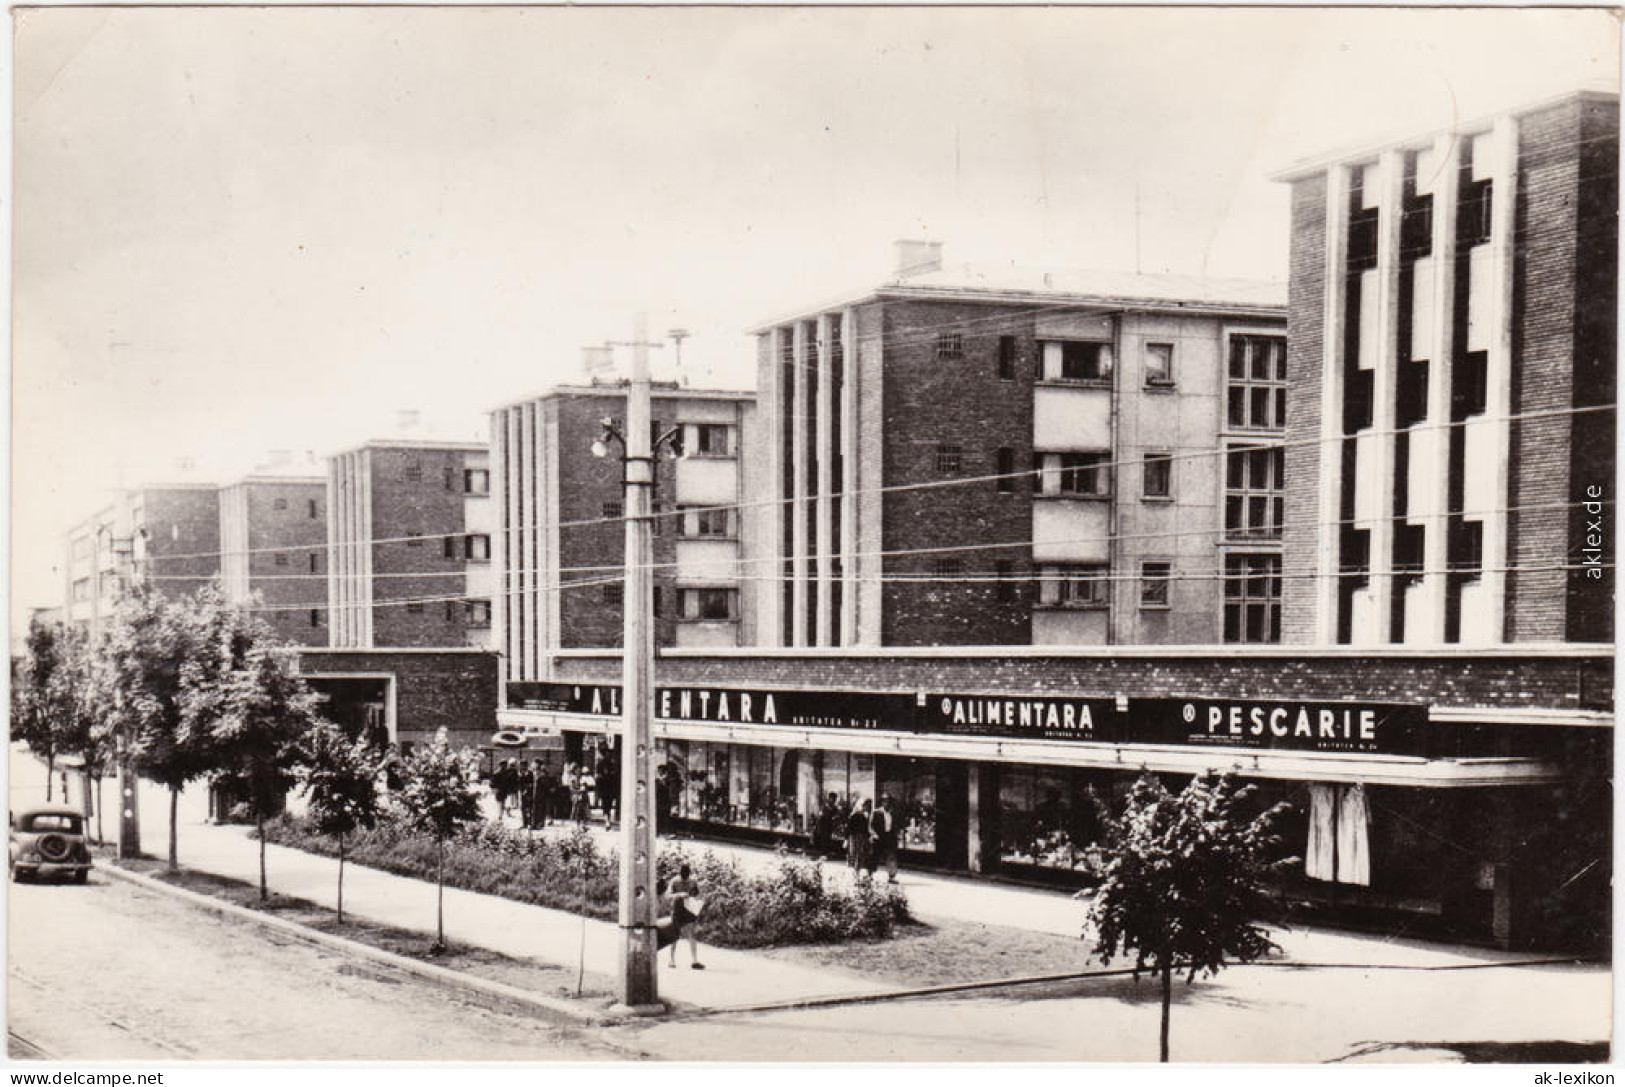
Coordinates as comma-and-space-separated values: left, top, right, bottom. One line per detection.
591, 321, 683, 1015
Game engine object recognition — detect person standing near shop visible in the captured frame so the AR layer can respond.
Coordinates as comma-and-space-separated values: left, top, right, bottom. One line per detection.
871, 795, 900, 884
664, 863, 706, 970
846, 798, 874, 876
569, 765, 591, 826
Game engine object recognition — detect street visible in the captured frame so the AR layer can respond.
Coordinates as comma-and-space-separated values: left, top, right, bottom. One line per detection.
7, 872, 639, 1061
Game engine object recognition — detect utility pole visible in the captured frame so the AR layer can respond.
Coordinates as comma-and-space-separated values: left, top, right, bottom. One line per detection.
616, 313, 662, 1014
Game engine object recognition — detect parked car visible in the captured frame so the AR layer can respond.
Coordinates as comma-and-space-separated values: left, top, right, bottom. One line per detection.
9, 805, 92, 883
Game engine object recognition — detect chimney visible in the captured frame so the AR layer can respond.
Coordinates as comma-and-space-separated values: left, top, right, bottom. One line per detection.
894, 239, 943, 278
581, 345, 614, 376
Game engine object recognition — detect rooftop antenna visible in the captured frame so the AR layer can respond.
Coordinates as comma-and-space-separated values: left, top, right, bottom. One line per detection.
668, 328, 690, 384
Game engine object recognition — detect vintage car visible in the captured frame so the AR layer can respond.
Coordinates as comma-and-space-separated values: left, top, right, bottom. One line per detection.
9, 805, 93, 883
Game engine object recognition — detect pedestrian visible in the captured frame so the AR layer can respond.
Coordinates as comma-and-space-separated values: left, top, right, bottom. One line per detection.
518, 760, 538, 829
871, 795, 900, 884
846, 798, 873, 876
596, 746, 620, 828
812, 791, 841, 858
493, 758, 515, 820
663, 863, 706, 970
569, 766, 591, 826
655, 764, 672, 836
531, 762, 554, 829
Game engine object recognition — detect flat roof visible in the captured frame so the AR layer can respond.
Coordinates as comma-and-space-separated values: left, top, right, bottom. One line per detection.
489, 382, 755, 413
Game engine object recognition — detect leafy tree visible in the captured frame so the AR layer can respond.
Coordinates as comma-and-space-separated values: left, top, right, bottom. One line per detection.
50, 627, 118, 842
104, 585, 217, 869
191, 636, 324, 901
297, 722, 386, 922
1088, 771, 1291, 1062
11, 618, 69, 800
397, 728, 483, 950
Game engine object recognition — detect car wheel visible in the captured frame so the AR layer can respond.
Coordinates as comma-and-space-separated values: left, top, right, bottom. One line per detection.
36, 834, 70, 863
73, 870, 89, 885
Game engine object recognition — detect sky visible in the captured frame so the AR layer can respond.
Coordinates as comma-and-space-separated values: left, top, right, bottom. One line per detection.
9, 5, 1620, 636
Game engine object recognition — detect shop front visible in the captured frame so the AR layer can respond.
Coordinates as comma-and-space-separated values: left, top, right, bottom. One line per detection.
499, 679, 1593, 947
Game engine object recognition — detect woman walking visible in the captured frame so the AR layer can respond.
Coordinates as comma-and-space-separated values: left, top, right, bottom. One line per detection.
845, 798, 874, 877
664, 863, 705, 969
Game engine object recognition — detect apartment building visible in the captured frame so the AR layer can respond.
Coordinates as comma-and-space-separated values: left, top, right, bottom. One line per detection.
751, 242, 1287, 647
218, 454, 328, 647
1275, 89, 1617, 645
490, 381, 760, 684
327, 439, 495, 649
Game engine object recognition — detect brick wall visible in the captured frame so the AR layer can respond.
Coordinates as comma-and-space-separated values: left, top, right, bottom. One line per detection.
880, 298, 1036, 645
369, 448, 473, 647
1282, 175, 1329, 644
141, 487, 222, 599
299, 648, 499, 749
551, 647, 1612, 714
245, 481, 327, 647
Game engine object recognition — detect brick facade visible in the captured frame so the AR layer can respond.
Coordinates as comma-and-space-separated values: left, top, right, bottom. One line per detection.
298, 648, 499, 750
239, 480, 327, 647
1282, 175, 1329, 643
366, 446, 484, 647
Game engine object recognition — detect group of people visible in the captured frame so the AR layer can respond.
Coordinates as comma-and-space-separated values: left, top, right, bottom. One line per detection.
489, 751, 622, 830
811, 793, 901, 884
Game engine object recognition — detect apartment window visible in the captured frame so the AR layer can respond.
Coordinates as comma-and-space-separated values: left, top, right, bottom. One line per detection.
444, 466, 455, 491
1400, 192, 1434, 259
653, 587, 663, 617
307, 499, 319, 519
465, 534, 491, 561
273, 498, 288, 511
71, 578, 90, 602
1458, 177, 1493, 249
997, 336, 1017, 380
936, 443, 963, 475
932, 558, 962, 581
443, 536, 457, 559
1224, 445, 1285, 540
995, 447, 1017, 493
1140, 561, 1172, 608
679, 506, 733, 538
404, 461, 423, 483
309, 609, 321, 628
995, 560, 1015, 603
1043, 341, 1113, 382
1144, 342, 1174, 386
604, 583, 623, 607
1223, 553, 1282, 644
274, 552, 290, 567
406, 532, 424, 548
466, 599, 492, 628
936, 332, 964, 361
309, 553, 319, 573
1452, 351, 1488, 420
464, 469, 490, 494
1143, 453, 1173, 499
1449, 520, 1484, 573
1038, 452, 1111, 497
1226, 334, 1287, 429
406, 601, 425, 615
1036, 563, 1109, 608
679, 587, 737, 621
691, 424, 733, 457
444, 601, 459, 622
602, 501, 623, 521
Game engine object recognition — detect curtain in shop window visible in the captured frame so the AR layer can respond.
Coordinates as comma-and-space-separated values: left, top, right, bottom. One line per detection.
1305, 783, 1372, 886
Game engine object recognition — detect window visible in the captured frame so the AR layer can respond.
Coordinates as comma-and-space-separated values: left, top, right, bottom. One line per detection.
653, 586, 663, 617
406, 532, 424, 548
1144, 342, 1174, 386
679, 587, 737, 621
1038, 452, 1111, 497
936, 443, 963, 475
1452, 351, 1488, 420
998, 336, 1016, 380
1142, 453, 1172, 499
444, 601, 458, 621
996, 560, 1015, 602
404, 461, 423, 483
1449, 519, 1484, 573
309, 609, 321, 628
1226, 334, 1287, 429
1043, 340, 1113, 382
932, 558, 962, 581
443, 537, 457, 559
1223, 554, 1281, 643
602, 501, 623, 520
406, 601, 425, 615
465, 534, 491, 561
995, 447, 1017, 493
1224, 444, 1285, 540
309, 553, 319, 573
71, 578, 90, 602
1140, 562, 1172, 608
464, 469, 490, 494
679, 507, 732, 538
936, 332, 963, 361
691, 424, 733, 457
274, 553, 290, 567
466, 599, 492, 628
307, 499, 319, 519
273, 498, 288, 511
444, 466, 455, 490
1458, 177, 1493, 249
604, 583, 623, 607
1036, 564, 1109, 608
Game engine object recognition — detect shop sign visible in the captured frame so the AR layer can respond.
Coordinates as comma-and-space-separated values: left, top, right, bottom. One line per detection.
923, 694, 1117, 740
1125, 698, 1426, 756
507, 681, 912, 731
506, 682, 619, 715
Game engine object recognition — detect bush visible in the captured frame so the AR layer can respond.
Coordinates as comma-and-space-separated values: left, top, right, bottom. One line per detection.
263, 816, 909, 948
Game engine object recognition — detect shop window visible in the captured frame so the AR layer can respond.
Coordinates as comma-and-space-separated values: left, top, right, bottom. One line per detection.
1036, 563, 1109, 609
998, 766, 1106, 872
878, 757, 937, 853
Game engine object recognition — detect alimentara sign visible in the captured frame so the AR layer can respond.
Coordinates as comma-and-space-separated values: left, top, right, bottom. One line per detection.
505, 682, 1428, 757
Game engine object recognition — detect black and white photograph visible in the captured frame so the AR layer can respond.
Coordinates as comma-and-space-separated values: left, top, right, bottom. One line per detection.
6, 2, 1618, 1072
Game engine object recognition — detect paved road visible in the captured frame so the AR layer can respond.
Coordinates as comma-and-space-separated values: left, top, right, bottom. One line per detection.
7, 872, 641, 1061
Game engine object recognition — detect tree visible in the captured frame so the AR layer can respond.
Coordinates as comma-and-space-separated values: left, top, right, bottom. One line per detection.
1087, 771, 1292, 1062
191, 637, 324, 901
104, 585, 217, 869
11, 618, 69, 800
50, 627, 118, 843
297, 723, 386, 922
396, 728, 483, 951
